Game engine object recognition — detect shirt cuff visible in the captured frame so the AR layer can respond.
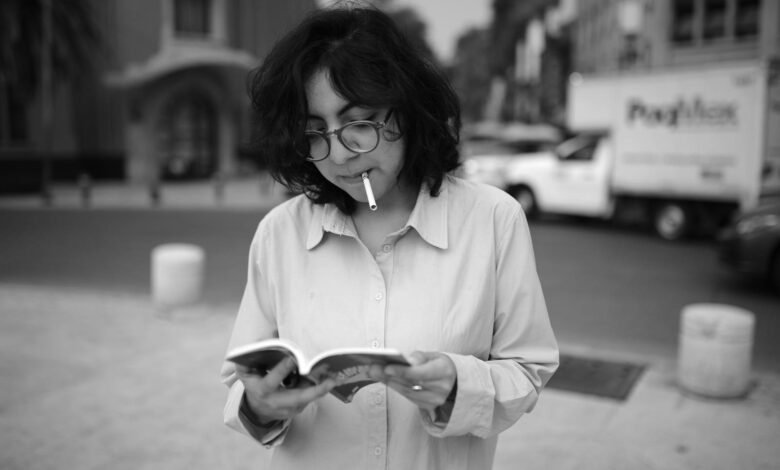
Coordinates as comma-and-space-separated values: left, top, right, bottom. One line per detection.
420, 353, 494, 438
431, 379, 458, 426
239, 394, 289, 447
224, 380, 289, 447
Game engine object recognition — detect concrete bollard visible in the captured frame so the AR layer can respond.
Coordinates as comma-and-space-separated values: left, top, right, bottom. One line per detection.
677, 303, 755, 398
151, 244, 205, 309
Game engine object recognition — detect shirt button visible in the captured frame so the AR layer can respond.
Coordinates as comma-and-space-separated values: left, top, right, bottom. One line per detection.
374, 394, 383, 405
382, 244, 392, 253
375, 292, 383, 301
371, 340, 380, 348
374, 446, 383, 456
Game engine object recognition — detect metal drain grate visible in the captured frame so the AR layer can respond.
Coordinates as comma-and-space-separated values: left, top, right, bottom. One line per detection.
546, 354, 646, 401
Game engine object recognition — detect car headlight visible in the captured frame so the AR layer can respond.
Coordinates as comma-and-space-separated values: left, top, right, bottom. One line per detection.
735, 214, 780, 235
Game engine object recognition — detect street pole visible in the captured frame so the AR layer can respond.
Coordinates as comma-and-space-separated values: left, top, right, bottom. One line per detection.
40, 0, 53, 206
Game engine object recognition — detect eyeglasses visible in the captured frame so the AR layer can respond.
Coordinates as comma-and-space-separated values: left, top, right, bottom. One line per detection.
303, 109, 394, 162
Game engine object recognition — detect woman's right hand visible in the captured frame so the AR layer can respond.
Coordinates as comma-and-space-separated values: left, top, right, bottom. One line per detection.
235, 357, 338, 425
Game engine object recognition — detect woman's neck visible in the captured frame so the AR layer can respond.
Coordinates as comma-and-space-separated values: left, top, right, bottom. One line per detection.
355, 178, 418, 218
351, 179, 419, 252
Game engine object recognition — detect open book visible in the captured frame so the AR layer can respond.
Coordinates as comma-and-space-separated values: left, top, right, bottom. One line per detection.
226, 338, 410, 403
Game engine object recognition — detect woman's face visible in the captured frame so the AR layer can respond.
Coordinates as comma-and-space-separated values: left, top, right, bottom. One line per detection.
304, 69, 409, 210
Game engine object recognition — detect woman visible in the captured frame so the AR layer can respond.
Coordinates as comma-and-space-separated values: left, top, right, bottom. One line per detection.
220, 4, 558, 469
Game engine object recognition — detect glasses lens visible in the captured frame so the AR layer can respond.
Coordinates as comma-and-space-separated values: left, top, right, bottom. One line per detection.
341, 122, 379, 153
306, 132, 329, 161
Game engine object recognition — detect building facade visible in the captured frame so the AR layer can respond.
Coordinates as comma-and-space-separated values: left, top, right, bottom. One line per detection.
506, 0, 779, 125
0, 0, 316, 192
571, 0, 779, 73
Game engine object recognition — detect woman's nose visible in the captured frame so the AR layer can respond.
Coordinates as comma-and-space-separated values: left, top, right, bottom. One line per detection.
327, 135, 358, 165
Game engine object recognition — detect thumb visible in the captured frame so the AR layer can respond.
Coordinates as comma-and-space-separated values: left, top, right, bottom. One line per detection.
406, 350, 437, 366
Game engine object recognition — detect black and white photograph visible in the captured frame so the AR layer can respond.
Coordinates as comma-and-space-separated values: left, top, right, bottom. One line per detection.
1, 0, 779, 469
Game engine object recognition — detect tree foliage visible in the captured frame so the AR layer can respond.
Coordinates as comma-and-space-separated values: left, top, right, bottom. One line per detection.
0, 0, 101, 101
448, 27, 492, 123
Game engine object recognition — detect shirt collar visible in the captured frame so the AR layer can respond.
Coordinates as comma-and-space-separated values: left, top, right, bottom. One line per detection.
305, 177, 450, 250
306, 203, 349, 249
406, 178, 449, 249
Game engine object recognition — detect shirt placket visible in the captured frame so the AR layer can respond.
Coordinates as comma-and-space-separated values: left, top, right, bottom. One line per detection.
366, 236, 399, 469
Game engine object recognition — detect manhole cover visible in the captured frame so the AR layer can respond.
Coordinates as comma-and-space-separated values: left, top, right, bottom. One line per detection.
546, 354, 646, 400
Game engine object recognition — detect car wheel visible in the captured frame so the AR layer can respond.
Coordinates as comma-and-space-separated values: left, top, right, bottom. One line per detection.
509, 186, 538, 217
654, 202, 691, 241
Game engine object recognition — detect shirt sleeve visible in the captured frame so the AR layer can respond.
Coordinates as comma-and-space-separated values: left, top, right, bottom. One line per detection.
421, 203, 559, 438
220, 224, 291, 446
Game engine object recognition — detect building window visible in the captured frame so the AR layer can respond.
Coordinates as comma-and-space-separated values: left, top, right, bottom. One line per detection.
703, 0, 727, 40
735, 0, 760, 38
158, 91, 217, 179
671, 0, 761, 44
174, 0, 211, 37
672, 0, 696, 43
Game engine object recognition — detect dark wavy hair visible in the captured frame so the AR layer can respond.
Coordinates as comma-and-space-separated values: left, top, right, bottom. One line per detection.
248, 4, 461, 214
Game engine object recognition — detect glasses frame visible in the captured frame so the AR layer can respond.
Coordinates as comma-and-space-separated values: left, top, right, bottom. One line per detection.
303, 109, 395, 162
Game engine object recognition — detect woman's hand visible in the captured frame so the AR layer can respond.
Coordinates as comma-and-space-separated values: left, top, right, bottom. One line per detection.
235, 357, 337, 425
371, 351, 457, 413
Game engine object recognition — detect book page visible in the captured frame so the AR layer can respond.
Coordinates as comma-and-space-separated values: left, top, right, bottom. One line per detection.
308, 352, 410, 403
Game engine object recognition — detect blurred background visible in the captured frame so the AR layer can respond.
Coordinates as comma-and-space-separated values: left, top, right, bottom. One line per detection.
1, 1, 779, 469
2, 0, 779, 239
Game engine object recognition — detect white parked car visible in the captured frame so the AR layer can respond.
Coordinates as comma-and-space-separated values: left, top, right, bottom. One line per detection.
460, 122, 563, 197
464, 133, 607, 217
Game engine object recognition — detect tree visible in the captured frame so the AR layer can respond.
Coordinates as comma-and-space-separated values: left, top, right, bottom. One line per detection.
0, 0, 101, 144
382, 6, 438, 64
448, 27, 492, 123
365, 0, 439, 65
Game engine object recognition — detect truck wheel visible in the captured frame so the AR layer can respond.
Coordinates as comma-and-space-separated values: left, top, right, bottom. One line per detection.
509, 186, 538, 217
653, 203, 690, 241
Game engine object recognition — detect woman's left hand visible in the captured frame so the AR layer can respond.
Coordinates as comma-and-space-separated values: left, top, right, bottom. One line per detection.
370, 351, 456, 412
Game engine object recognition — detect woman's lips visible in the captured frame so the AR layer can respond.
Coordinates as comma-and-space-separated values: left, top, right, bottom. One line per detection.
341, 170, 370, 184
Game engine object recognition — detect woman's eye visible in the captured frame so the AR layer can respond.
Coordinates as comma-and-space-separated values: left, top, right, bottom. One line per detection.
347, 112, 377, 122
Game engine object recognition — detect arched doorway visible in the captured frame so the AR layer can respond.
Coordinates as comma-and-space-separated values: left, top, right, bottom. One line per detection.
158, 90, 217, 179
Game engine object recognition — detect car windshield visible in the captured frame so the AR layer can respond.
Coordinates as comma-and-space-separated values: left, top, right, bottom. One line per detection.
553, 134, 604, 159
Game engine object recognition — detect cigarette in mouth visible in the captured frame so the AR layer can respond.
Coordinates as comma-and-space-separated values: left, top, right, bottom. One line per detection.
361, 172, 377, 211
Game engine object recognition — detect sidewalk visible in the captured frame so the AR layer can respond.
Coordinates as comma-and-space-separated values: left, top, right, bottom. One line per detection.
0, 283, 778, 470
0, 176, 291, 211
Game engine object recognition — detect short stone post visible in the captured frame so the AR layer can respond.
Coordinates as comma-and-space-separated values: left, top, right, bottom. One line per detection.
151, 244, 205, 310
677, 303, 755, 398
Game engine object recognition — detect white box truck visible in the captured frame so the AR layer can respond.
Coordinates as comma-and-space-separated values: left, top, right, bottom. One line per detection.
467, 61, 780, 239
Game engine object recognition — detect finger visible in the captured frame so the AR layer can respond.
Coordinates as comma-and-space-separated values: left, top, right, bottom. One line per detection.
400, 354, 455, 383
368, 364, 387, 382
296, 378, 338, 402
268, 378, 337, 412
406, 350, 433, 366
235, 364, 268, 390
263, 356, 298, 389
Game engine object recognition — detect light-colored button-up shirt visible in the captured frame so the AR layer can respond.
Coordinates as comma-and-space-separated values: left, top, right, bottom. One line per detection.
221, 175, 558, 470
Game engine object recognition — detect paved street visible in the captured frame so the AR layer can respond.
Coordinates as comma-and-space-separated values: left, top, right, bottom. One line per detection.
2, 190, 778, 370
